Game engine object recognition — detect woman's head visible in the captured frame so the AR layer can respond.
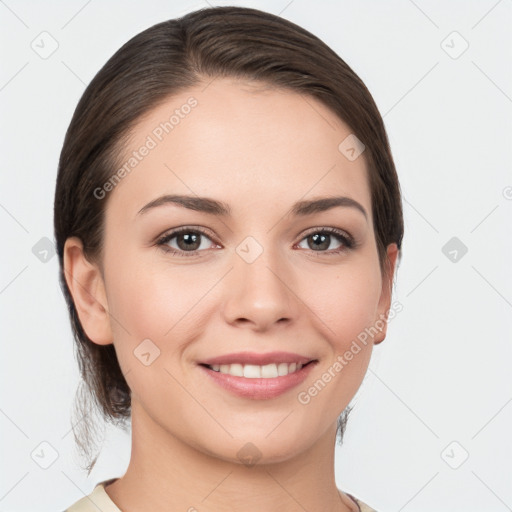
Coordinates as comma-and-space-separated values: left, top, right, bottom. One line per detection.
54, 6, 403, 471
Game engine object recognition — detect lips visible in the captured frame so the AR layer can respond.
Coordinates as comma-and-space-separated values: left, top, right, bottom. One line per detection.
200, 351, 315, 366
198, 351, 318, 399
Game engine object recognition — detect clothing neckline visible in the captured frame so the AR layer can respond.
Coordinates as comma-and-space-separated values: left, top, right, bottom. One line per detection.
96, 478, 367, 512
94, 478, 121, 511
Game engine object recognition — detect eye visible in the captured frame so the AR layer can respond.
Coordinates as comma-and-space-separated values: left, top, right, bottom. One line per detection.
156, 226, 355, 258
156, 227, 218, 257
296, 227, 354, 254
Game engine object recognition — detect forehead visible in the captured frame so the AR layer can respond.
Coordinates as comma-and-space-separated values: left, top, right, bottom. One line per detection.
109, 78, 371, 221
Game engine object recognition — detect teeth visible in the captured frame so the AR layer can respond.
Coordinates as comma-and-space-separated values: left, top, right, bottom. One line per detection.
261, 364, 278, 378
209, 362, 304, 378
244, 364, 261, 378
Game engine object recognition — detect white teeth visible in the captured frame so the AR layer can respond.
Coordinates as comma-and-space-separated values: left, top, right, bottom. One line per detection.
243, 364, 261, 378
277, 362, 287, 376
230, 363, 244, 377
209, 362, 305, 378
261, 363, 278, 378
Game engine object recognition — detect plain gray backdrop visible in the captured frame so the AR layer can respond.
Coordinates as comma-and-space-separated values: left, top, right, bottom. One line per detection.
1, 1, 511, 511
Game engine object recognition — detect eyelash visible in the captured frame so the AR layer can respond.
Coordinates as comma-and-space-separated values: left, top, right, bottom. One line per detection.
155, 226, 356, 258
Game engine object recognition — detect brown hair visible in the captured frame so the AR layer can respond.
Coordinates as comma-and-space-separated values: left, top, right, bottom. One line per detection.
54, 5, 403, 472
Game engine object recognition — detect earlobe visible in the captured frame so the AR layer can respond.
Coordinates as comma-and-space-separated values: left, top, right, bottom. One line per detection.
63, 237, 113, 345
373, 243, 399, 345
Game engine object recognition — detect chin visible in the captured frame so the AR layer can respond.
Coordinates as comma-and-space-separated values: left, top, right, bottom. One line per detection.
197, 426, 322, 467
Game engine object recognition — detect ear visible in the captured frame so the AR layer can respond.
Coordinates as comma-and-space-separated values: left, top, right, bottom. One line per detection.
63, 237, 113, 345
373, 243, 399, 345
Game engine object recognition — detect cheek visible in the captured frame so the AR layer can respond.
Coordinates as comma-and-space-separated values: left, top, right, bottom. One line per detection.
106, 266, 169, 341
105, 250, 216, 359
296, 284, 378, 423
298, 260, 382, 404
104, 256, 195, 405
307, 261, 382, 347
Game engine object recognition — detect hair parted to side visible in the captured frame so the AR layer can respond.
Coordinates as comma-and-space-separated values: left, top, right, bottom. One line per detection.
54, 6, 404, 473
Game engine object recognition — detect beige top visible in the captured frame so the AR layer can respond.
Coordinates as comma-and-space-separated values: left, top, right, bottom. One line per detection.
64, 478, 377, 512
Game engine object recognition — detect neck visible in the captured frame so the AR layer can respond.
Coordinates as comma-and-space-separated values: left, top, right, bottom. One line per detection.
105, 399, 357, 512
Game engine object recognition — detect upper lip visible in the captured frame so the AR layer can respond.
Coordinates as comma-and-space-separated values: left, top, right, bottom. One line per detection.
200, 351, 316, 366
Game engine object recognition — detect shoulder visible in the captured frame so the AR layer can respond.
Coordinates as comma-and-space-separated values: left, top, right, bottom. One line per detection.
63, 478, 121, 512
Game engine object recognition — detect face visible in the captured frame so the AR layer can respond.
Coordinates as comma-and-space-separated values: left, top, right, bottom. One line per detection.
71, 77, 397, 464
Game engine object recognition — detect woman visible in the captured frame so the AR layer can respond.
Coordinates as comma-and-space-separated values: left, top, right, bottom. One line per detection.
57, 6, 403, 511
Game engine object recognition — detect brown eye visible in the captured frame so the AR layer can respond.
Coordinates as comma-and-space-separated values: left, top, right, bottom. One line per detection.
307, 233, 332, 251
157, 228, 216, 257
175, 232, 202, 251
297, 228, 354, 254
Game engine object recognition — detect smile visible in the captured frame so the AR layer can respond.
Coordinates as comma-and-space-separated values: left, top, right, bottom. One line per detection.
198, 352, 318, 399
206, 362, 308, 378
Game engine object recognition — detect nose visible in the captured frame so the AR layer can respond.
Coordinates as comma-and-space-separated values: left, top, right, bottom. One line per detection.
221, 242, 300, 332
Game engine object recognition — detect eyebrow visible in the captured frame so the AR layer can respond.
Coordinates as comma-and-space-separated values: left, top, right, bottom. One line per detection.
137, 194, 368, 220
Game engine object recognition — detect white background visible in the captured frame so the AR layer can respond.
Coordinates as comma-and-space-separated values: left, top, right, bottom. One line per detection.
1, 1, 511, 511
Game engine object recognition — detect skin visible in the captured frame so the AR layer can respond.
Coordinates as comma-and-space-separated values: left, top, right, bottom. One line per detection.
64, 77, 398, 512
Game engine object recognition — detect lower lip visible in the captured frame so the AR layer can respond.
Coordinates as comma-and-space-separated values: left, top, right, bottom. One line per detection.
198, 362, 316, 400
